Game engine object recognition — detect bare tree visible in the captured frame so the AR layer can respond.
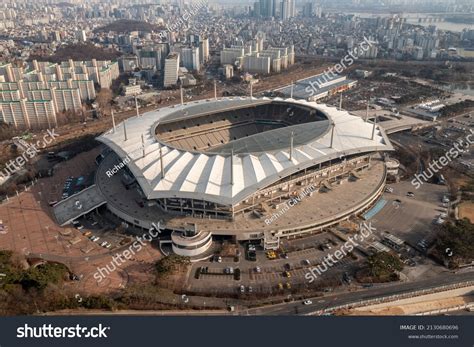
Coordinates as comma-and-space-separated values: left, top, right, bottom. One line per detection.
95, 88, 113, 116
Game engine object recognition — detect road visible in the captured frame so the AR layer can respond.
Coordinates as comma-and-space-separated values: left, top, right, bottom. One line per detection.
44, 270, 474, 316
243, 271, 474, 315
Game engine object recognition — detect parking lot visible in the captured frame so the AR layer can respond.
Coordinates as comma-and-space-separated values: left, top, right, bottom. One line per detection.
184, 175, 455, 297
370, 180, 449, 249
186, 230, 369, 295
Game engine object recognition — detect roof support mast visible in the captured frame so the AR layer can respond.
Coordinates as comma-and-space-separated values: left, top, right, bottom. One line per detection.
123, 119, 128, 141
230, 149, 234, 186
159, 144, 165, 178
135, 95, 140, 117
365, 99, 370, 122
330, 122, 335, 148
111, 109, 116, 133
371, 115, 377, 140
290, 131, 294, 161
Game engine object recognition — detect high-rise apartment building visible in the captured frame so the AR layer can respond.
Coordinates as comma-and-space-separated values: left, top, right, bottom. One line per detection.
181, 47, 200, 71
163, 53, 180, 87
220, 47, 245, 65
0, 58, 117, 130
281, 0, 296, 20
199, 37, 210, 63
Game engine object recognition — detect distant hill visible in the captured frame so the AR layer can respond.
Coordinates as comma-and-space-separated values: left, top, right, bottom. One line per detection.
29, 43, 122, 63
94, 20, 157, 33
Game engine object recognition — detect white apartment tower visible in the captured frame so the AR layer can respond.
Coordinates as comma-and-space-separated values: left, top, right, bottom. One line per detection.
163, 53, 180, 87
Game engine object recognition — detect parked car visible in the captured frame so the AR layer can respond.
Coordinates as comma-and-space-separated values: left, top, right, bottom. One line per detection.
303, 299, 313, 305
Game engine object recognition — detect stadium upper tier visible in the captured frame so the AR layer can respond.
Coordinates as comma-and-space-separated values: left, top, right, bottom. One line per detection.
155, 100, 330, 154
97, 97, 394, 206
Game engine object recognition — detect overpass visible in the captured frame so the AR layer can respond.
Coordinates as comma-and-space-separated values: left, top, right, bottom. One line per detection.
350, 109, 430, 135
53, 185, 107, 226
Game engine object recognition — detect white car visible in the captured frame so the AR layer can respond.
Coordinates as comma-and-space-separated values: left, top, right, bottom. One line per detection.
303, 299, 313, 305
100, 241, 108, 247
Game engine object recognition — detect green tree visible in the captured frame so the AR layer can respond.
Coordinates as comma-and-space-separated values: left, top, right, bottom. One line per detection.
366, 252, 403, 279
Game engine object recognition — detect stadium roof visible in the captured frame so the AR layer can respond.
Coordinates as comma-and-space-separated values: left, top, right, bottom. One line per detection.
274, 73, 356, 100
97, 97, 394, 206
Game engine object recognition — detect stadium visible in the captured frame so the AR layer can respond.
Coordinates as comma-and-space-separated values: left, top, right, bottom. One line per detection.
55, 96, 394, 257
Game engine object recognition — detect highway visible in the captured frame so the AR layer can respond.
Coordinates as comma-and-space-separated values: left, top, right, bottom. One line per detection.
243, 271, 474, 315
36, 270, 474, 316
